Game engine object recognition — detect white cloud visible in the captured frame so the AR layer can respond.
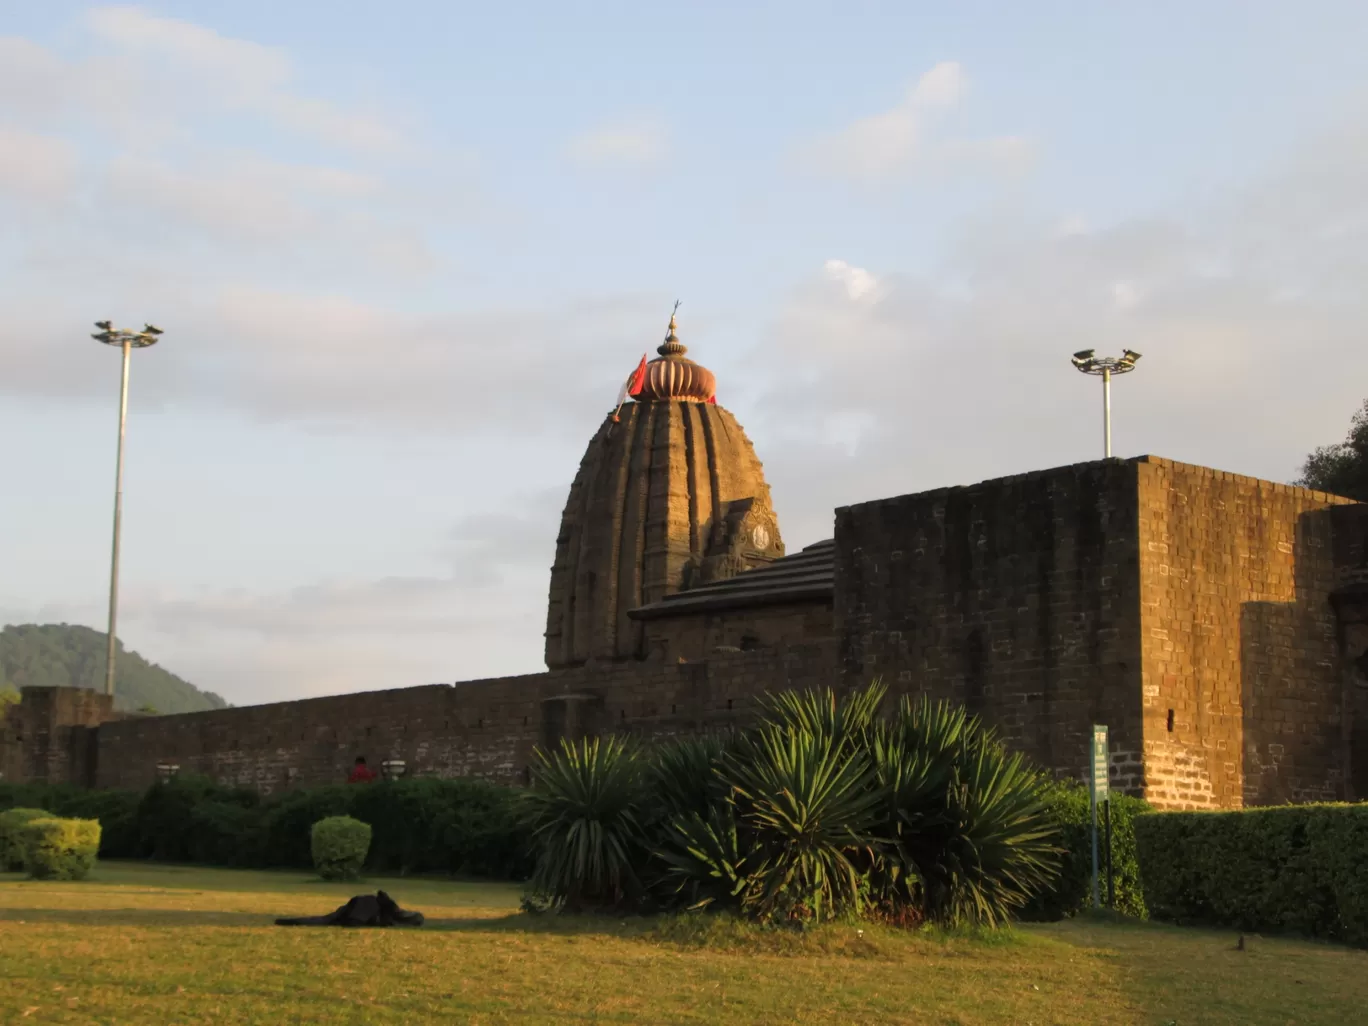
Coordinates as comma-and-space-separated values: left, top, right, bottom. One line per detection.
80, 6, 405, 153
0, 280, 672, 437
564, 117, 670, 170
0, 12, 460, 374
750, 132, 1368, 536
1110, 281, 1142, 309
801, 61, 1031, 181
0, 486, 566, 703
0, 127, 76, 201
824, 259, 880, 301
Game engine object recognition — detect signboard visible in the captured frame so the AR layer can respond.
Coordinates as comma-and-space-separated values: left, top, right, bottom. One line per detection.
1089, 723, 1109, 909
1091, 724, 1109, 803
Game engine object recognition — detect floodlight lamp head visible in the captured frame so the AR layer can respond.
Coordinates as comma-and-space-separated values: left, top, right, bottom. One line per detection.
95, 320, 112, 331
144, 324, 163, 335
1073, 349, 1095, 361
1122, 349, 1141, 363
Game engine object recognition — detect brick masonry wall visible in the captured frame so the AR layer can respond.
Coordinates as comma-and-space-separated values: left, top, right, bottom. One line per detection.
0, 687, 116, 787
1135, 457, 1356, 808
642, 601, 834, 663
835, 460, 1146, 794
1330, 503, 1368, 800
14, 456, 1363, 810
91, 641, 840, 793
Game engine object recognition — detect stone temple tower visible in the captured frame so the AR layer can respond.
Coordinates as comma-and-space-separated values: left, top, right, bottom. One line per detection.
545, 312, 784, 669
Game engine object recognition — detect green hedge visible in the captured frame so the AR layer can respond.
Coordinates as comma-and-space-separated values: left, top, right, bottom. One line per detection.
312, 815, 371, 880
1135, 803, 1368, 947
1019, 782, 1149, 921
0, 807, 50, 871
135, 777, 263, 866
0, 783, 139, 858
0, 776, 533, 879
22, 816, 102, 880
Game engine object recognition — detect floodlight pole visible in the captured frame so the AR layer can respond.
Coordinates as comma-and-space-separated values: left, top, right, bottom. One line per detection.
1071, 350, 1141, 459
1099, 363, 1110, 456
93, 322, 164, 698
107, 339, 131, 698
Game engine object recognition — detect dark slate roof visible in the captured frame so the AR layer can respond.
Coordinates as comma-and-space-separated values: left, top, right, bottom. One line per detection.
628, 539, 834, 620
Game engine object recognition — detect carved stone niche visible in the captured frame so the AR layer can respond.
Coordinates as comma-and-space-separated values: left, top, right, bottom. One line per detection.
691, 498, 784, 587
540, 692, 605, 749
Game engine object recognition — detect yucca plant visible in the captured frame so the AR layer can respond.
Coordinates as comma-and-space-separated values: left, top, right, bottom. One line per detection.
869, 694, 1061, 926
757, 682, 885, 756
648, 734, 731, 824
522, 735, 645, 912
653, 804, 751, 912
920, 742, 1061, 927
726, 727, 881, 925
519, 684, 1062, 929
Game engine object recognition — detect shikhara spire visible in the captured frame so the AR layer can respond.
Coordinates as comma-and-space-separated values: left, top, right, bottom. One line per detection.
547, 308, 781, 668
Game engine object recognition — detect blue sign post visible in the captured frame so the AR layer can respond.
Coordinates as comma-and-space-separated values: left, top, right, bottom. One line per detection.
1090, 724, 1109, 909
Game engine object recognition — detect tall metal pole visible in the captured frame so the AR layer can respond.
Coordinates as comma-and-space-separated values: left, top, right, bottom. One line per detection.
105, 339, 131, 697
1102, 365, 1112, 458
1072, 349, 1139, 459
1090, 759, 1100, 908
92, 321, 164, 700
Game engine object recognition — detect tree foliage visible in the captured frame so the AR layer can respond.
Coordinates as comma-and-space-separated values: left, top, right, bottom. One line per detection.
1297, 398, 1368, 500
0, 623, 227, 715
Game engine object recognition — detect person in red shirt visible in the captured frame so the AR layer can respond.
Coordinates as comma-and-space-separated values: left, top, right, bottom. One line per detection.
347, 756, 376, 784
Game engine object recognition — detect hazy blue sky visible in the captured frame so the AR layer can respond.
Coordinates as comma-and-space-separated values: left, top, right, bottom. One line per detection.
4, 3, 1368, 704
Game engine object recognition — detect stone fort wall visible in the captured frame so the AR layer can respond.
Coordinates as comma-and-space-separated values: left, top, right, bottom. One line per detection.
88, 642, 840, 793
4, 456, 1364, 809
835, 458, 1148, 793
1137, 458, 1355, 808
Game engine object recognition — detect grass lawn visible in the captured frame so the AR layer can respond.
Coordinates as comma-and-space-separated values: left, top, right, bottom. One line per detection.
2, 863, 1365, 1025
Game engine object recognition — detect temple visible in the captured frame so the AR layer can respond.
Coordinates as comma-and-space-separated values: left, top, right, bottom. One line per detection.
4, 311, 1368, 810
545, 314, 786, 667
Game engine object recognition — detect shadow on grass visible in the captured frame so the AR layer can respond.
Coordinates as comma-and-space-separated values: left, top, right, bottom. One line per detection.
0, 908, 281, 928
0, 906, 644, 938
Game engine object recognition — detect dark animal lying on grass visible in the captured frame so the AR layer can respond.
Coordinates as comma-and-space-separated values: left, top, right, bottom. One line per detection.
275, 890, 425, 927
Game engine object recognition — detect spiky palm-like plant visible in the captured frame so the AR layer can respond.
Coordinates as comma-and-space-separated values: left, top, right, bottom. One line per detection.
869, 693, 1061, 927
522, 736, 645, 912
653, 804, 751, 912
648, 734, 731, 824
757, 681, 885, 755
726, 727, 881, 925
923, 741, 1061, 926
521, 683, 1062, 927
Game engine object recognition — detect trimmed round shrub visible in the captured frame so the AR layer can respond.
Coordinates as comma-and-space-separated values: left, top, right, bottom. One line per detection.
0, 807, 49, 871
261, 786, 353, 869
22, 817, 102, 880
311, 815, 371, 880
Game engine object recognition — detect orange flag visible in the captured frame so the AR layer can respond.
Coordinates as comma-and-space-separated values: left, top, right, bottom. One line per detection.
612, 354, 648, 422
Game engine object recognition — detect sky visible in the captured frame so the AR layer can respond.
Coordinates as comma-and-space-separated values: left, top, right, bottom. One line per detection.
4, 2, 1368, 705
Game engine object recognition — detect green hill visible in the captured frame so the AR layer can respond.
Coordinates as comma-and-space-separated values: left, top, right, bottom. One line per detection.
0, 623, 228, 715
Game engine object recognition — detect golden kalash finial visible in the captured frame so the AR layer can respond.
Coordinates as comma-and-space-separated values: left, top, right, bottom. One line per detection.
658, 300, 685, 357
